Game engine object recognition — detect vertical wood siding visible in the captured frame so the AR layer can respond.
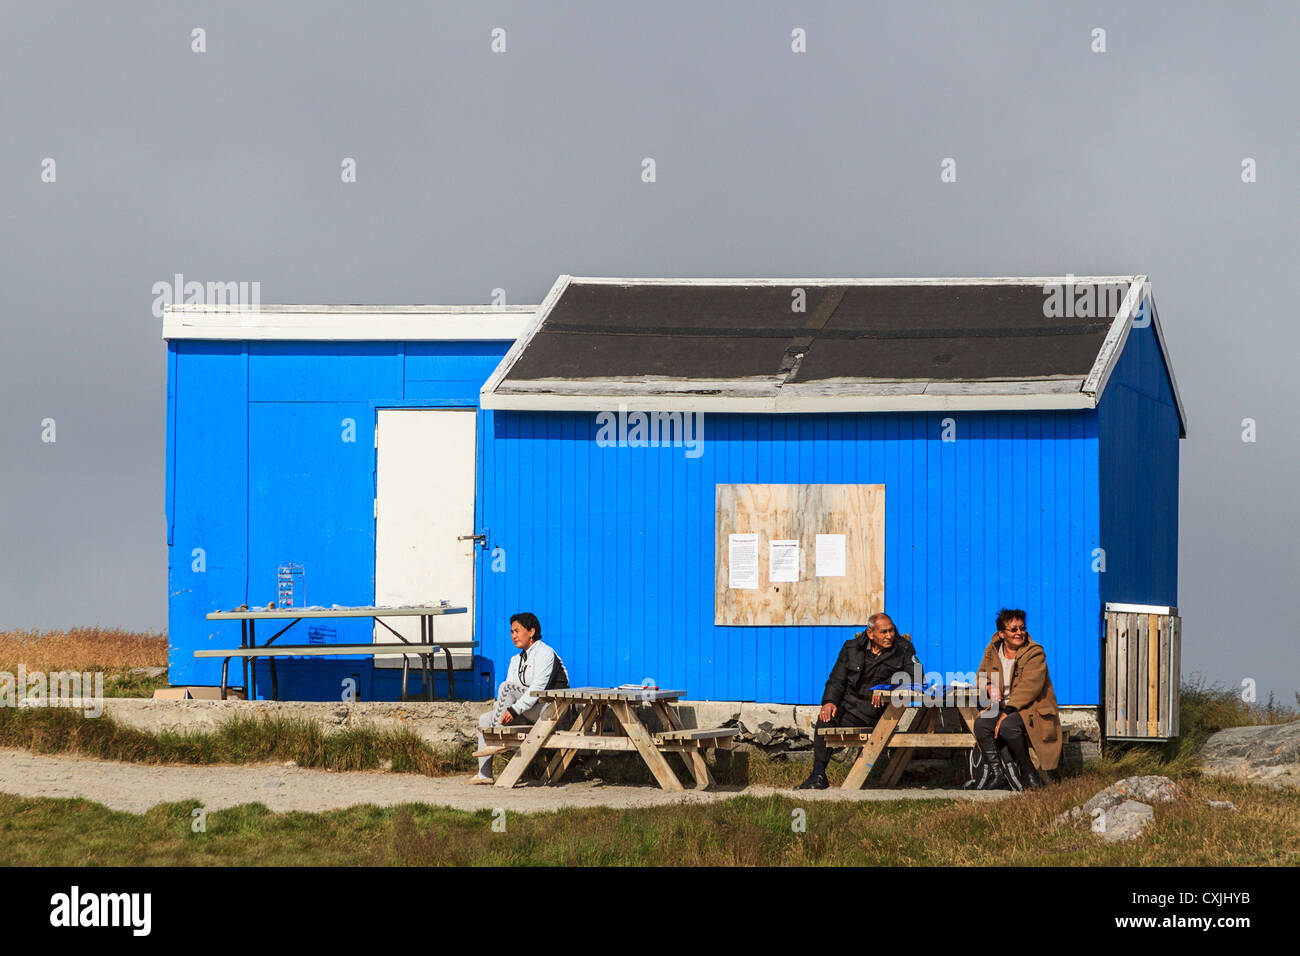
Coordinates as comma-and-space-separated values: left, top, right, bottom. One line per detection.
1098, 312, 1180, 610
167, 340, 512, 686
477, 410, 1103, 705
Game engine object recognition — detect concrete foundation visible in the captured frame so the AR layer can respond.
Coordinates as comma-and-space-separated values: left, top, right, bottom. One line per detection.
101, 698, 1101, 764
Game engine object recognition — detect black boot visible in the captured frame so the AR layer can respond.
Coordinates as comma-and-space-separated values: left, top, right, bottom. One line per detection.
1022, 764, 1046, 789
975, 740, 1010, 790
1000, 751, 1026, 792
794, 763, 830, 790
1002, 742, 1040, 792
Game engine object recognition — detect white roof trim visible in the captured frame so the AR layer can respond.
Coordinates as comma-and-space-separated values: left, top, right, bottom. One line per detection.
1082, 277, 1143, 397
568, 275, 1141, 287
1081, 278, 1188, 437
1105, 603, 1177, 615
482, 390, 1099, 414
163, 304, 535, 341
480, 275, 572, 397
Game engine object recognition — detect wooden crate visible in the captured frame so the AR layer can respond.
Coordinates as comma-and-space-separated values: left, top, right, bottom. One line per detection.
1104, 604, 1180, 741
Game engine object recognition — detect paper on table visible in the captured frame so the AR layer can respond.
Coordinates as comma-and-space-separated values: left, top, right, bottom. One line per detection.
728, 533, 759, 589
815, 534, 846, 577
769, 539, 799, 583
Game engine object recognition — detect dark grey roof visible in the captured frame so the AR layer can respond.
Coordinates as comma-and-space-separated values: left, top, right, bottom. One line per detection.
481, 276, 1184, 428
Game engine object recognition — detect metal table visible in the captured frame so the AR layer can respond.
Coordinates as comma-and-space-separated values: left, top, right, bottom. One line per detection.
203, 604, 468, 701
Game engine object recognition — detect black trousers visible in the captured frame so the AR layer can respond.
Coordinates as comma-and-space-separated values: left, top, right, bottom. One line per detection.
973, 710, 1034, 773
813, 703, 884, 765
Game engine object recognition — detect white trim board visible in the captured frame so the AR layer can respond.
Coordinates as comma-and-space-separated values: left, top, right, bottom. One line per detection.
1082, 277, 1144, 398
1080, 279, 1187, 438
1105, 603, 1178, 615
480, 275, 572, 400
566, 275, 1143, 287
163, 305, 535, 341
483, 389, 1100, 414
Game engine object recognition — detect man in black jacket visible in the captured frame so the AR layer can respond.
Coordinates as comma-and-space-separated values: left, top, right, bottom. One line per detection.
794, 613, 923, 790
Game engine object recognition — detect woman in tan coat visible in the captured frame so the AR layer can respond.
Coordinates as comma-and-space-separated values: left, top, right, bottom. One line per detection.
972, 608, 1061, 789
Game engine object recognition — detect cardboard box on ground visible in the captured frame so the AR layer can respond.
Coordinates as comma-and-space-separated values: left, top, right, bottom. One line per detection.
152, 686, 247, 701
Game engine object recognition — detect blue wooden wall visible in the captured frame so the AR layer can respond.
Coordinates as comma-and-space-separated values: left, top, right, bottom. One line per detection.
1098, 306, 1181, 608
476, 409, 1104, 705
165, 340, 512, 686
167, 329, 1181, 707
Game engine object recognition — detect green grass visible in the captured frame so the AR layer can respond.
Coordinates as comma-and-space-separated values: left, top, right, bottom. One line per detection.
2, 680, 1298, 865
0, 706, 968, 790
0, 708, 475, 776
3, 677, 1295, 789
1096, 676, 1298, 775
1, 770, 1295, 866
102, 672, 170, 698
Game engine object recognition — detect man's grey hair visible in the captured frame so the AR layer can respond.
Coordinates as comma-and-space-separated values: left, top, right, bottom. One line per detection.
865, 612, 894, 632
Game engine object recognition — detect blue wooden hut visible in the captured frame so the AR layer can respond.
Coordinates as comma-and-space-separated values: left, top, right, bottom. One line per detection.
164, 276, 1185, 709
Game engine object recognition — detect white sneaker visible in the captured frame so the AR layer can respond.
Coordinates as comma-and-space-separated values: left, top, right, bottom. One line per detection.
468, 774, 494, 785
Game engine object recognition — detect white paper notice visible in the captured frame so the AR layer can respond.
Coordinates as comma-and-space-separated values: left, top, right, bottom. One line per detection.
769, 539, 800, 583
728, 533, 759, 590
815, 534, 847, 577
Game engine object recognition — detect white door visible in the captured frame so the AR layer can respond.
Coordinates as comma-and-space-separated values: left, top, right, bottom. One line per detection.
374, 408, 477, 668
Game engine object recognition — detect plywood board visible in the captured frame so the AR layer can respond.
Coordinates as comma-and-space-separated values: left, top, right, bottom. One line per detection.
715, 484, 884, 626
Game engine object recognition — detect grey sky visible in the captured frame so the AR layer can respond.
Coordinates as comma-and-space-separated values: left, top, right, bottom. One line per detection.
2, 2, 1296, 700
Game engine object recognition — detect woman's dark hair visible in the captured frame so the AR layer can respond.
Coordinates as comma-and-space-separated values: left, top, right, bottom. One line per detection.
510, 612, 542, 640
996, 608, 1027, 632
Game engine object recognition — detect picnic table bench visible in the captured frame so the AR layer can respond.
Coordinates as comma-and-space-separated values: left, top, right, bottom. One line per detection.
487, 687, 739, 791
200, 604, 470, 701
818, 686, 981, 789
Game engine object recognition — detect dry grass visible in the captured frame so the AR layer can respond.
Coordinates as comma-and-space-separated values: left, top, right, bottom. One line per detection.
0, 628, 167, 673
1099, 676, 1299, 775
0, 708, 475, 776
0, 767, 1294, 866
0, 669, 1297, 864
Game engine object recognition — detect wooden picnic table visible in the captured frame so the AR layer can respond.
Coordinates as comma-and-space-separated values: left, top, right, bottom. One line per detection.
202, 604, 468, 701
817, 687, 981, 789
489, 687, 738, 791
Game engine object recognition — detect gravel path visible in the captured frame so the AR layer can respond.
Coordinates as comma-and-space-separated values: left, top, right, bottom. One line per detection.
0, 748, 1010, 814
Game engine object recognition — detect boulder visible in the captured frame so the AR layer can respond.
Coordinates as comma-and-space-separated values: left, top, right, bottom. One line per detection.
1197, 719, 1300, 789
1096, 800, 1155, 842
1058, 774, 1179, 824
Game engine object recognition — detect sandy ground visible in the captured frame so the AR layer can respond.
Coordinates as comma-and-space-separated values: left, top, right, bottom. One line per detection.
0, 748, 1011, 814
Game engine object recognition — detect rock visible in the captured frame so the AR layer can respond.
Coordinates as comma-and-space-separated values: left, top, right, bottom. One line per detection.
1057, 774, 1179, 824
1096, 800, 1154, 842
1198, 720, 1300, 789
282, 760, 298, 768
1207, 799, 1238, 811
129, 667, 167, 679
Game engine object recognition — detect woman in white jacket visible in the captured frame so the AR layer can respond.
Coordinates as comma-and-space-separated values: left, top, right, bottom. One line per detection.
470, 612, 570, 784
